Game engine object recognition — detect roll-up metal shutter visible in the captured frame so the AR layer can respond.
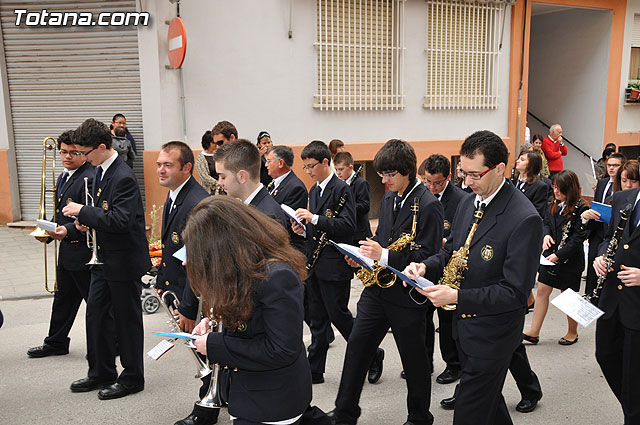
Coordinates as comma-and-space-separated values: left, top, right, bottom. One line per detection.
0, 0, 144, 220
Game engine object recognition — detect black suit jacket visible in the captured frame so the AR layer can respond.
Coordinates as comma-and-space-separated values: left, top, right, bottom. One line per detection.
77, 155, 151, 281
513, 178, 551, 218
369, 182, 443, 309
597, 188, 640, 328
249, 186, 290, 230
54, 161, 94, 270
350, 175, 373, 242
423, 181, 543, 359
206, 262, 312, 423
156, 177, 209, 319
542, 201, 589, 273
439, 182, 469, 239
271, 171, 308, 252
306, 174, 356, 281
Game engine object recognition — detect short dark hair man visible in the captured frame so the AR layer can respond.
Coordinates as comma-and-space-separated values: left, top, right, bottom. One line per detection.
28, 130, 95, 359
292, 140, 356, 385
211, 120, 238, 146
406, 130, 544, 425
329, 139, 443, 425
334, 151, 372, 243
63, 118, 151, 400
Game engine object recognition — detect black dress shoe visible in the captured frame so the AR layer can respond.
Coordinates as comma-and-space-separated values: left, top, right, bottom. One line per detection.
436, 367, 461, 384
516, 393, 542, 413
97, 382, 144, 400
174, 411, 218, 425
312, 372, 324, 384
27, 343, 68, 358
70, 376, 115, 393
367, 348, 384, 384
440, 395, 456, 410
326, 409, 356, 425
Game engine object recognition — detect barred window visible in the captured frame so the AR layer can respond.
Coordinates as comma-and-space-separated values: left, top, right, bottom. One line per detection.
315, 0, 405, 111
424, 0, 507, 110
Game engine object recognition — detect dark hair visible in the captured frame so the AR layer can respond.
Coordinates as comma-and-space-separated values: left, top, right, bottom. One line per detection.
112, 113, 125, 122
257, 131, 271, 145
460, 130, 508, 168
114, 127, 126, 138
183, 196, 307, 330
211, 120, 238, 140
605, 142, 617, 151
73, 118, 112, 149
269, 145, 294, 167
601, 147, 615, 161
608, 152, 627, 163
329, 139, 344, 158
613, 160, 640, 192
422, 154, 451, 178
515, 151, 542, 184
551, 170, 581, 219
201, 130, 213, 150
214, 139, 260, 181
56, 130, 74, 150
161, 141, 195, 175
301, 140, 331, 162
532, 134, 544, 144
373, 139, 417, 182
333, 151, 354, 166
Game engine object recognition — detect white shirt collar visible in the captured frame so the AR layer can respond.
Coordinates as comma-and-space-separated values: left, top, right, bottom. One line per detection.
169, 176, 191, 203
243, 183, 264, 205
396, 178, 422, 209
65, 164, 84, 177
345, 170, 356, 185
98, 151, 119, 176
202, 151, 214, 157
273, 170, 291, 189
434, 181, 450, 199
317, 172, 334, 193
474, 178, 507, 208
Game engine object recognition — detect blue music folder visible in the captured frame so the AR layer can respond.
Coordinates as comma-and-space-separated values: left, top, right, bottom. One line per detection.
591, 201, 611, 224
153, 332, 196, 341
385, 265, 434, 290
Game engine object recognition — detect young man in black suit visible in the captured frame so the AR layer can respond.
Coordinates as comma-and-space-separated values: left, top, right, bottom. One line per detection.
63, 118, 151, 400
28, 130, 94, 358
419, 154, 469, 385
156, 141, 218, 425
329, 140, 443, 425
594, 187, 640, 424
292, 140, 356, 385
406, 130, 543, 425
214, 139, 289, 230
334, 152, 372, 243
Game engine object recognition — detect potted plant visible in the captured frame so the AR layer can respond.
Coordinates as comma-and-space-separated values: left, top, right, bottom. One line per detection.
628, 82, 640, 101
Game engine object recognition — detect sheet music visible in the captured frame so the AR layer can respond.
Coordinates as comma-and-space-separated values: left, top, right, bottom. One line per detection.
540, 255, 556, 266
152, 331, 196, 341
551, 288, 604, 327
172, 246, 187, 262
385, 264, 434, 289
331, 242, 375, 270
281, 204, 306, 231
147, 339, 174, 360
36, 219, 57, 233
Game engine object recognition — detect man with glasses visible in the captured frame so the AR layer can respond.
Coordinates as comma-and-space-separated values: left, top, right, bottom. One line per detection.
328, 140, 443, 425
62, 118, 151, 400
405, 131, 543, 425
28, 130, 95, 359
418, 154, 469, 386
292, 140, 356, 385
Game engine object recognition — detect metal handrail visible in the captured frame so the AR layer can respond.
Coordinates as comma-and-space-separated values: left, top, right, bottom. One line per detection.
526, 111, 595, 160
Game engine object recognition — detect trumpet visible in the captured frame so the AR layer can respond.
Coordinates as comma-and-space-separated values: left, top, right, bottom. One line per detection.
198, 311, 227, 408
83, 177, 103, 265
30, 137, 58, 293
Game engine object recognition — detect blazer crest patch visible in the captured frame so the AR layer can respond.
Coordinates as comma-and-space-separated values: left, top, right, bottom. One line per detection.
66, 197, 73, 205
101, 200, 109, 210
171, 232, 180, 244
444, 219, 451, 231
480, 244, 494, 261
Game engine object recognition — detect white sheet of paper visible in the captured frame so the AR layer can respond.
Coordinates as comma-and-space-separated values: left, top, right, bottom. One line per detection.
540, 254, 556, 266
336, 243, 375, 269
551, 288, 604, 327
280, 204, 306, 231
36, 219, 57, 233
147, 339, 174, 360
172, 246, 186, 262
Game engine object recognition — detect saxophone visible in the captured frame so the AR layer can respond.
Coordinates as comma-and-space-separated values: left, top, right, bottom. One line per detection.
438, 203, 486, 310
584, 203, 633, 304
356, 198, 420, 288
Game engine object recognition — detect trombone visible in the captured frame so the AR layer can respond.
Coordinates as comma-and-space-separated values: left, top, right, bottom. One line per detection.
83, 177, 102, 265
30, 137, 58, 293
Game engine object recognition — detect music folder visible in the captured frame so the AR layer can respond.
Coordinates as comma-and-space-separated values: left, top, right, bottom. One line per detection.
152, 331, 196, 341
330, 241, 374, 270
385, 264, 434, 290
281, 204, 306, 231
590, 201, 612, 224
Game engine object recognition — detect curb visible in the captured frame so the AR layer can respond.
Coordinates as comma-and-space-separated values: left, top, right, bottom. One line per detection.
0, 293, 54, 301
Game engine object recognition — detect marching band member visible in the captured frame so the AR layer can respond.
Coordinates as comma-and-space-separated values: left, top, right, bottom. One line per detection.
405, 131, 543, 425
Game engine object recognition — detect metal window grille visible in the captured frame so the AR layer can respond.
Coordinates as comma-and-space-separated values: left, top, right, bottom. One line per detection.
424, 0, 504, 110
314, 0, 405, 111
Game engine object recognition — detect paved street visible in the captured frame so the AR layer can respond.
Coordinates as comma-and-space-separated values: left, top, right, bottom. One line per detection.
0, 225, 623, 424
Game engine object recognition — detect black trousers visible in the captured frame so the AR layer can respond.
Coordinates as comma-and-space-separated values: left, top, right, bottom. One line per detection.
426, 306, 460, 372
334, 290, 433, 425
43, 264, 91, 350
509, 343, 542, 401
596, 309, 640, 424
86, 267, 144, 387
585, 234, 604, 297
307, 276, 353, 374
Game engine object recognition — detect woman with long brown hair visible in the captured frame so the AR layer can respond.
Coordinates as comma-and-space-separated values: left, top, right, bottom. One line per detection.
613, 159, 640, 192
513, 150, 551, 218
186, 196, 313, 425
523, 170, 589, 346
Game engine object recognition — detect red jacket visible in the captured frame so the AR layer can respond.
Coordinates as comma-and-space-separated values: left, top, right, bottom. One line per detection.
541, 136, 567, 172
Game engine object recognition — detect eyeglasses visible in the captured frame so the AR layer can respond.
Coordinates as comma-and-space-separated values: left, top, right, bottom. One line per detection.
60, 150, 83, 157
377, 170, 398, 179
302, 161, 320, 172
80, 147, 96, 157
606, 163, 621, 168
265, 158, 279, 164
459, 163, 498, 181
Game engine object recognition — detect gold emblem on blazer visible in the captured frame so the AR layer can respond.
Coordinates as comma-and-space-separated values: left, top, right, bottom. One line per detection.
444, 220, 451, 231
480, 244, 494, 261
101, 200, 108, 210
237, 322, 247, 332
273, 189, 278, 197
66, 197, 73, 205
171, 232, 179, 244
97, 188, 102, 197
325, 209, 334, 218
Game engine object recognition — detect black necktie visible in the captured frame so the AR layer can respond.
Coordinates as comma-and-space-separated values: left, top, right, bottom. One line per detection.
58, 172, 69, 193
94, 166, 103, 196
164, 195, 173, 223
517, 180, 524, 190
267, 181, 275, 194
434, 193, 441, 201
393, 193, 403, 221
631, 198, 640, 231
604, 182, 613, 203
316, 186, 322, 207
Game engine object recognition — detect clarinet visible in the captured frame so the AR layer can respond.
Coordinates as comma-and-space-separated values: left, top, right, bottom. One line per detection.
584, 203, 633, 303
350, 165, 363, 187
307, 191, 349, 270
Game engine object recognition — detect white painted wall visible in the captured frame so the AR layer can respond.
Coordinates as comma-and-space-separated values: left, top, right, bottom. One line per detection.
137, 0, 513, 150
528, 7, 612, 195
618, 0, 640, 133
